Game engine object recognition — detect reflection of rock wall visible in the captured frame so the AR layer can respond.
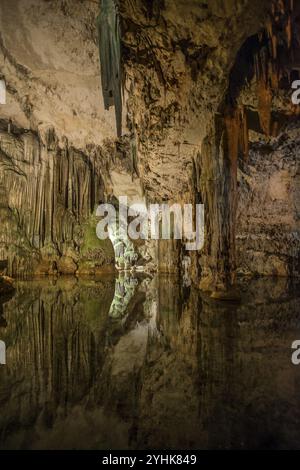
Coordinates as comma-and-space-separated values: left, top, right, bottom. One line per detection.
157, 240, 181, 274
136, 279, 201, 449
0, 276, 300, 449
0, 278, 115, 449
136, 277, 300, 450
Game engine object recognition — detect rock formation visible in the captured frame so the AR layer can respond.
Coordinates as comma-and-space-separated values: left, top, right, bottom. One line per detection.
0, 0, 299, 294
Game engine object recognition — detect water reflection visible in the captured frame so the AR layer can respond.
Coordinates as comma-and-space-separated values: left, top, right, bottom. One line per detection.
0, 275, 300, 449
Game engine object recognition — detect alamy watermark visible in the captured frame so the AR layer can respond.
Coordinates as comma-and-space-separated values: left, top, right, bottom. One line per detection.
291, 80, 300, 104
291, 340, 300, 366
0, 340, 6, 365
96, 196, 205, 251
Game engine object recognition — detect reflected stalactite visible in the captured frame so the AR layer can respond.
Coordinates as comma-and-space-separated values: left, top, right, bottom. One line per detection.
0, 276, 300, 449
254, 0, 300, 133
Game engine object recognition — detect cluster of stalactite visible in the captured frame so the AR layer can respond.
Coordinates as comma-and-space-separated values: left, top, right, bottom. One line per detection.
0, 125, 106, 277
197, 0, 300, 296
97, 0, 123, 138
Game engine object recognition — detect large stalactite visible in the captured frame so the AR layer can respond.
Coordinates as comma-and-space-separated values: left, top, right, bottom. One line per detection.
97, 0, 123, 138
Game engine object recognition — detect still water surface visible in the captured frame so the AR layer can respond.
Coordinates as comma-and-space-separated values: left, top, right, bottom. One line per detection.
0, 275, 300, 450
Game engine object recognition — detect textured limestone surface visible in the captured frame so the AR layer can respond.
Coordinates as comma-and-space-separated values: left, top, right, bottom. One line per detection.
237, 123, 300, 277
0, 0, 299, 287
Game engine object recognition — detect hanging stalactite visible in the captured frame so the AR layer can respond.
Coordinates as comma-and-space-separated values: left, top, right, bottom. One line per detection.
97, 0, 123, 138
254, 0, 298, 134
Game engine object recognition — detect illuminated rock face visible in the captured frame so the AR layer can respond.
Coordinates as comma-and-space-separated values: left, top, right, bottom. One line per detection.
0, 126, 115, 276
119, 0, 300, 291
0, 0, 299, 286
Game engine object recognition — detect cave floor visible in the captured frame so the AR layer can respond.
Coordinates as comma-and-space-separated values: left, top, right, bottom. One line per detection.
0, 275, 299, 450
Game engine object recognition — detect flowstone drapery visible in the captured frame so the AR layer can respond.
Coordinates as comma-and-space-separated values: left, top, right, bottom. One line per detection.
97, 0, 122, 137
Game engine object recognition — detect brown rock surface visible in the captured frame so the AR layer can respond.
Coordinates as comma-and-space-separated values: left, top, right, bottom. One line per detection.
0, 0, 299, 287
